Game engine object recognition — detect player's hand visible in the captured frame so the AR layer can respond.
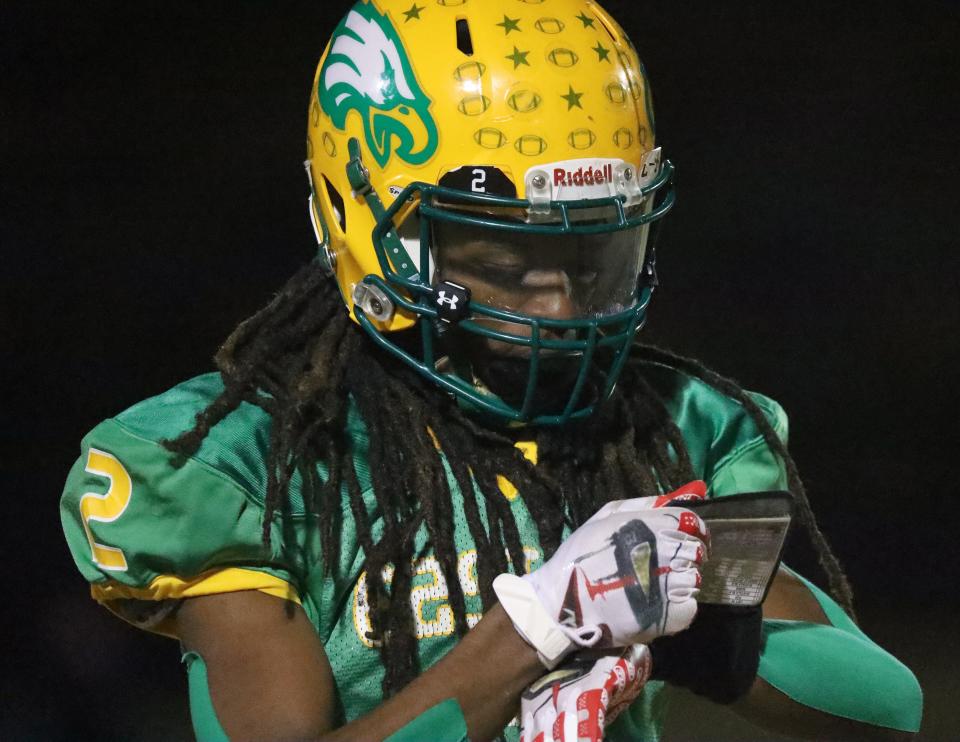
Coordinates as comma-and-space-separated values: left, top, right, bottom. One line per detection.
494, 482, 709, 668
519, 644, 653, 742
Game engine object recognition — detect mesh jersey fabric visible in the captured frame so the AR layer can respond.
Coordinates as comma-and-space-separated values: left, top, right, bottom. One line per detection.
60, 362, 790, 741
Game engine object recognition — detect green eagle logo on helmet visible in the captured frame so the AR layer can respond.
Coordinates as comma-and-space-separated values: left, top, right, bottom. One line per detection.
319, 2, 439, 169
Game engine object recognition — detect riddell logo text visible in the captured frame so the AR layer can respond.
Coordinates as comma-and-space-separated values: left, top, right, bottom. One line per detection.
553, 164, 615, 187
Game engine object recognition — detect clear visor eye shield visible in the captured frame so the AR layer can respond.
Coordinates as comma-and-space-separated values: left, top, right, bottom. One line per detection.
314, 138, 675, 426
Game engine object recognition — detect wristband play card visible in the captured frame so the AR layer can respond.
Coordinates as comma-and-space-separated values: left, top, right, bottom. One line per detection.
684, 491, 794, 607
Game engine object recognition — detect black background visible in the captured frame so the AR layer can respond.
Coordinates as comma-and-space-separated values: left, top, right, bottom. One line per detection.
3, 1, 959, 739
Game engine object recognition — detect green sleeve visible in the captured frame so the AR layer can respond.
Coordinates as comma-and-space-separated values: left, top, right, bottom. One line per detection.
707, 391, 790, 497
60, 416, 301, 632
702, 400, 923, 730
184, 652, 230, 742
605, 680, 670, 741
758, 570, 923, 732
385, 700, 469, 742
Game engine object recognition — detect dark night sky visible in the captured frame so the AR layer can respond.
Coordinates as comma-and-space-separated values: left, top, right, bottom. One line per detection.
2, 1, 959, 739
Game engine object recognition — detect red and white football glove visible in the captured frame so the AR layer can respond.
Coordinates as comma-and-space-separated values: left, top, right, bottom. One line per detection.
519, 644, 653, 742
494, 482, 709, 669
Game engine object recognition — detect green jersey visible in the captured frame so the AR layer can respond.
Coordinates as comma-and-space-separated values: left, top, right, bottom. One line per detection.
60, 362, 789, 740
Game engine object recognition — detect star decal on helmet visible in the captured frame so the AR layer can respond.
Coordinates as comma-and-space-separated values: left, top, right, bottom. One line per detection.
576, 11, 596, 29
506, 46, 531, 69
593, 41, 611, 62
497, 14, 522, 35
318, 2, 439, 168
402, 3, 424, 22
561, 85, 585, 111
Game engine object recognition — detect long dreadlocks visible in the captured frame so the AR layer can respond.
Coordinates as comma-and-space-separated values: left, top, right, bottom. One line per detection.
164, 259, 855, 695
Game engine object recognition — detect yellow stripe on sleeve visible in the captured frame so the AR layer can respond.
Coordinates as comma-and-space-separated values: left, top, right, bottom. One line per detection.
91, 567, 301, 605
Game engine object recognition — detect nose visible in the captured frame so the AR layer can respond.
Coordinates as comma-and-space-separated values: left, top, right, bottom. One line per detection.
519, 270, 579, 320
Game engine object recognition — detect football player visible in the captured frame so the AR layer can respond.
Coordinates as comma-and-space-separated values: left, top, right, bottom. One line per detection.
61, 1, 921, 740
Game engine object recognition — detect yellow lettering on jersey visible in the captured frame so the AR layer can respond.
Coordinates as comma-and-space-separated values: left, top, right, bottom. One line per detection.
79, 448, 133, 571
522, 545, 541, 574
352, 546, 543, 644
502, 544, 543, 575
457, 550, 482, 628
353, 564, 395, 649
412, 556, 455, 639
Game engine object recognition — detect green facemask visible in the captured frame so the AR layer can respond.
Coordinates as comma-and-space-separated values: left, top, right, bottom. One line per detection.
344, 138, 676, 426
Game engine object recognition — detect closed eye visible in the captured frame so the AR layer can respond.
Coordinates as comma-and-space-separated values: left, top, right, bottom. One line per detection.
481, 261, 525, 275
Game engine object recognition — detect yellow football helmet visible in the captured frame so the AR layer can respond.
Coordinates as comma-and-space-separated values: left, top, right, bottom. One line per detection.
306, 0, 674, 425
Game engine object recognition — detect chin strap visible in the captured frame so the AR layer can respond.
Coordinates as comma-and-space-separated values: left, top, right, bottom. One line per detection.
493, 574, 603, 669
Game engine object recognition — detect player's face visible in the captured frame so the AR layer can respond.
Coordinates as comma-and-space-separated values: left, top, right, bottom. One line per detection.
434, 219, 647, 359
433, 218, 648, 410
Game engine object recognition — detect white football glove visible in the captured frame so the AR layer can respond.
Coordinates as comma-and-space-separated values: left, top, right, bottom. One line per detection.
519, 645, 653, 742
495, 482, 708, 668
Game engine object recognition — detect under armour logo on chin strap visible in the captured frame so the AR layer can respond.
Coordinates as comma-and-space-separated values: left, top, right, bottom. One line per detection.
434, 281, 471, 323
437, 291, 460, 310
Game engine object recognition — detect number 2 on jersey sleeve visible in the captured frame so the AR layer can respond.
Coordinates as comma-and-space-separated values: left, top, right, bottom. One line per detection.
79, 448, 132, 571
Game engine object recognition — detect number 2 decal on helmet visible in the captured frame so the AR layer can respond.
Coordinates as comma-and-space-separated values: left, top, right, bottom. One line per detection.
318, 1, 439, 168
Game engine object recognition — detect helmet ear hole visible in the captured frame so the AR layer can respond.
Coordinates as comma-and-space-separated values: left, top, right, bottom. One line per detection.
323, 175, 347, 233
456, 18, 474, 56
595, 14, 618, 43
